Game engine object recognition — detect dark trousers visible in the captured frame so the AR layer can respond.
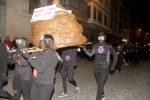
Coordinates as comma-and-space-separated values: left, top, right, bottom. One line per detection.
30, 81, 54, 100
116, 62, 122, 73
13, 78, 32, 100
0, 74, 14, 100
94, 67, 108, 100
0, 90, 14, 100
133, 59, 139, 66
60, 66, 77, 93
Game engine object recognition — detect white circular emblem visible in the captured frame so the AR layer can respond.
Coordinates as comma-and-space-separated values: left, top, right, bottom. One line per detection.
98, 46, 104, 53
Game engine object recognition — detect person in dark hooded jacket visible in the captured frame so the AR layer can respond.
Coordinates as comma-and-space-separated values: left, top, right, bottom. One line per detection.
115, 45, 125, 74
23, 34, 59, 100
82, 32, 117, 100
58, 47, 80, 98
8, 37, 32, 100
0, 38, 14, 100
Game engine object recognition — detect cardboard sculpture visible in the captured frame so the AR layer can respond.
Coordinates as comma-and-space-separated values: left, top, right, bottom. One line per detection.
29, 0, 87, 48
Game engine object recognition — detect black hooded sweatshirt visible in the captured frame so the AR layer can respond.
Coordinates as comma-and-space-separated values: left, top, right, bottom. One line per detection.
28, 49, 58, 84
84, 42, 117, 70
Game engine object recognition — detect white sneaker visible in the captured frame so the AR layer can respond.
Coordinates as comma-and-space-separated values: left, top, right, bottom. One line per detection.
58, 92, 68, 98
117, 70, 120, 74
102, 95, 105, 100
124, 62, 128, 66
76, 84, 80, 93
102, 97, 105, 100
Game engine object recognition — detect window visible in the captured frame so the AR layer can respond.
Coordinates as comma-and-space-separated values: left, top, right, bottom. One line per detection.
104, 15, 107, 25
71, 1, 74, 7
80, 7, 86, 14
87, 5, 91, 18
109, 0, 111, 10
108, 18, 110, 27
65, 0, 69, 5
60, 0, 69, 8
100, 0, 103, 3
104, 0, 108, 7
75, 3, 79, 9
60, 0, 65, 6
80, 7, 83, 13
93, 6, 96, 20
98, 10, 102, 23
29, 0, 40, 14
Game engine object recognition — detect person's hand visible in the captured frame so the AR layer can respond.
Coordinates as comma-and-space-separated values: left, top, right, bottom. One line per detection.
57, 61, 63, 73
16, 48, 23, 59
22, 50, 30, 59
8, 51, 15, 57
82, 44, 86, 50
77, 48, 81, 52
2, 74, 8, 84
32, 52, 38, 58
109, 68, 114, 72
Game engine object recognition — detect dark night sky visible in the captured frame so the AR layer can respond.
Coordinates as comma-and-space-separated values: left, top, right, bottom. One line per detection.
126, 0, 150, 43
128, 0, 150, 22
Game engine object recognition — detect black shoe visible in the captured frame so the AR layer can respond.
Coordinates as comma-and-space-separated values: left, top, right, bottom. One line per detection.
10, 96, 14, 100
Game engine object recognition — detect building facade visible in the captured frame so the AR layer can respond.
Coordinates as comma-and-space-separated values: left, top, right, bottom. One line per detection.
0, 0, 46, 41
111, 0, 130, 45
0, 0, 130, 46
84, 0, 112, 43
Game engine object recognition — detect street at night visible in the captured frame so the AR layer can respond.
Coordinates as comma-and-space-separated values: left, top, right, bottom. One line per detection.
1, 0, 150, 100
2, 58, 150, 100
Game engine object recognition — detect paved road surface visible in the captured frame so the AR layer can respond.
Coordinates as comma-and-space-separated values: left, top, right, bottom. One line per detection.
1, 59, 150, 100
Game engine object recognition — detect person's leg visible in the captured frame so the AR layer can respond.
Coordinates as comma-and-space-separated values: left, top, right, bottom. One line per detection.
115, 63, 119, 71
94, 67, 100, 84
60, 68, 68, 94
0, 90, 14, 100
37, 83, 54, 100
30, 81, 39, 100
95, 67, 108, 100
134, 59, 137, 66
137, 59, 139, 66
0, 75, 14, 100
0, 75, 2, 90
68, 66, 77, 87
67, 66, 80, 93
13, 78, 21, 100
20, 80, 32, 100
117, 63, 122, 73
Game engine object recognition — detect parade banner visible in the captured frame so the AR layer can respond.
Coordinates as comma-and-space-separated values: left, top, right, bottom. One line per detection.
31, 5, 56, 22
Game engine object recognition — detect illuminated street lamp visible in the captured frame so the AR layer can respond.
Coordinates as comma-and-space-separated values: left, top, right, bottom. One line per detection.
145, 32, 149, 39
147, 32, 149, 35
122, 39, 127, 43
137, 28, 142, 37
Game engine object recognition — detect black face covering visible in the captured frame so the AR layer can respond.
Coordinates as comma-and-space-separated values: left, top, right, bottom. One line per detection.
98, 32, 106, 43
16, 37, 28, 49
117, 46, 122, 51
39, 40, 46, 49
40, 34, 54, 49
